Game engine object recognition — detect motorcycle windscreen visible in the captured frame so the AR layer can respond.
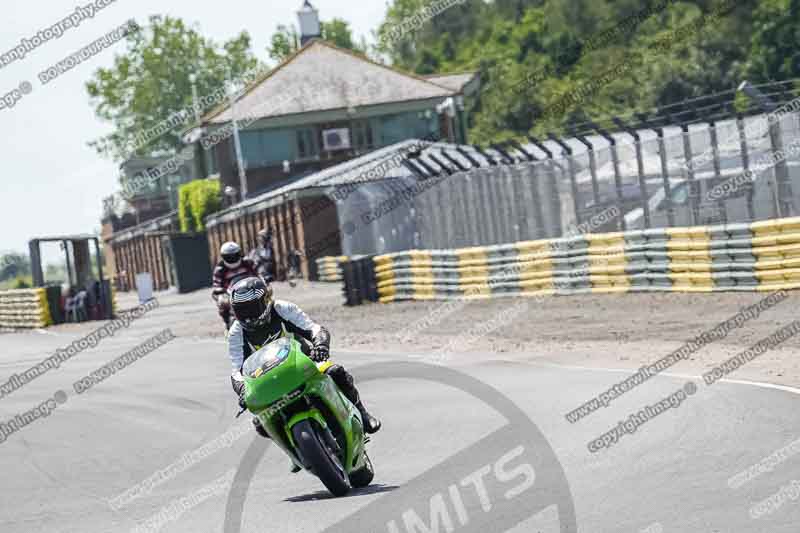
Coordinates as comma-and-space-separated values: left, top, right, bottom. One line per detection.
243, 338, 291, 378
243, 338, 310, 412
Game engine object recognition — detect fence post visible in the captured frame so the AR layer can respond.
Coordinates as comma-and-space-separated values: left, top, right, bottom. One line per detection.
547, 132, 582, 228
767, 120, 794, 218
588, 121, 626, 231
707, 117, 728, 223
613, 117, 651, 228
512, 144, 546, 239
672, 114, 701, 226
735, 110, 757, 220
636, 113, 676, 227
738, 81, 795, 218
515, 169, 528, 243
568, 127, 602, 216
498, 142, 528, 241
529, 136, 564, 237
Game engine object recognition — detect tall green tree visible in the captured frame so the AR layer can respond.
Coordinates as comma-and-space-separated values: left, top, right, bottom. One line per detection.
321, 19, 358, 51
268, 24, 299, 62
375, 0, 487, 72
745, 0, 800, 82
0, 253, 31, 282
267, 18, 364, 62
377, 0, 793, 142
86, 15, 261, 162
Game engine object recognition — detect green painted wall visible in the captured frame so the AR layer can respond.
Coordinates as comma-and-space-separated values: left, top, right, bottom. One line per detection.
235, 110, 440, 168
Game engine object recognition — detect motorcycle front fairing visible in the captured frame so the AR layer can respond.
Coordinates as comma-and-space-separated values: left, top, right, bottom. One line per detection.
242, 338, 367, 474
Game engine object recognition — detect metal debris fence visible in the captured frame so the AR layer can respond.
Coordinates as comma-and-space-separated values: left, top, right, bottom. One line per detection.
341, 97, 800, 259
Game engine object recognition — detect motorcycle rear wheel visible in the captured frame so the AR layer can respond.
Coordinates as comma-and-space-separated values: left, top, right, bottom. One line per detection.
292, 419, 351, 496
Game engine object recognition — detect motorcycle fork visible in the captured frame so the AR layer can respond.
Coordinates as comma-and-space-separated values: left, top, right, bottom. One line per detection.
307, 396, 345, 457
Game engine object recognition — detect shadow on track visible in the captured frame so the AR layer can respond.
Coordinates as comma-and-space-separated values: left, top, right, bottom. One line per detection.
284, 483, 399, 502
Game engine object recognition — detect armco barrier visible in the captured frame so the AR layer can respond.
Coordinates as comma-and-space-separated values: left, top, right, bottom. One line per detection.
366, 217, 800, 303
316, 256, 347, 282
0, 288, 53, 329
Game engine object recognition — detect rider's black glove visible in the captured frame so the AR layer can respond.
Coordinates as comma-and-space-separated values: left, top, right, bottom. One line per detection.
310, 345, 329, 362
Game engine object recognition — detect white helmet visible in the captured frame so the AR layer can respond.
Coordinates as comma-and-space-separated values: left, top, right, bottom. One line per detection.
220, 242, 243, 268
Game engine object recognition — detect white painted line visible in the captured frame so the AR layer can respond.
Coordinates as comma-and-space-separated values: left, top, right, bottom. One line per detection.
713, 377, 800, 396
349, 349, 800, 396
522, 361, 800, 396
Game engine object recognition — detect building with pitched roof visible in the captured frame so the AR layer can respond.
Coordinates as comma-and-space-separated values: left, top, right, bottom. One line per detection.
186, 2, 478, 201
105, 2, 481, 287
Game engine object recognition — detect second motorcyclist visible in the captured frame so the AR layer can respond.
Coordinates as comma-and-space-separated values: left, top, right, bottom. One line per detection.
212, 242, 258, 330
250, 228, 277, 282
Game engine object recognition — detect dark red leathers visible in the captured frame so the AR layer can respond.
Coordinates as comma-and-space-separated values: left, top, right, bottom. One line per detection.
212, 258, 258, 327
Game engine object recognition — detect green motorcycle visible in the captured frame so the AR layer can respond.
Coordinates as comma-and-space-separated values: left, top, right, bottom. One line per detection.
238, 337, 374, 496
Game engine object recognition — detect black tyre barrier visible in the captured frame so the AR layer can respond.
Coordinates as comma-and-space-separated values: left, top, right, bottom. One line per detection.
341, 256, 378, 306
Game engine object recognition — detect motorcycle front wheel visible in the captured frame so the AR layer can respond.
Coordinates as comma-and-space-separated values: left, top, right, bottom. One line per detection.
291, 419, 351, 496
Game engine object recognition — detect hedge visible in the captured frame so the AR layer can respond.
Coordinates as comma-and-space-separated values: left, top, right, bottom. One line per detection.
178, 179, 221, 232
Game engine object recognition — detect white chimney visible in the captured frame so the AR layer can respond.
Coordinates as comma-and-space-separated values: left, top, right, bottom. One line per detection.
297, 1, 321, 46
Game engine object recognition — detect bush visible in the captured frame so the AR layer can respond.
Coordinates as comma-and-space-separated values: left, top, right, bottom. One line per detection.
178, 185, 193, 232
178, 179, 221, 232
13, 276, 32, 289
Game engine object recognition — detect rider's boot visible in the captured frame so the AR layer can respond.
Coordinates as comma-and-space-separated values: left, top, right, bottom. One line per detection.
290, 460, 302, 473
356, 401, 382, 434
325, 365, 381, 434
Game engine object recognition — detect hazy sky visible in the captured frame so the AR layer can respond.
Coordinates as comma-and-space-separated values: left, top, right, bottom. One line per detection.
0, 0, 388, 255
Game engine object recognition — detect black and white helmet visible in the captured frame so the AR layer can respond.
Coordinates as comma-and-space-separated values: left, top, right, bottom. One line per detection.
220, 242, 242, 268
230, 277, 274, 331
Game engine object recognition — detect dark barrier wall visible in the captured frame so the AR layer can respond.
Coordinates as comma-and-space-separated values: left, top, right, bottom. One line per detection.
168, 234, 213, 293
341, 256, 378, 306
45, 285, 64, 325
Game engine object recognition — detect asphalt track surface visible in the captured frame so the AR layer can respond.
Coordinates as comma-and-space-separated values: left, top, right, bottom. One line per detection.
1, 290, 799, 532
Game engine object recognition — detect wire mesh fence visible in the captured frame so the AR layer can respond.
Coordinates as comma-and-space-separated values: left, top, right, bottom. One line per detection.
337, 106, 800, 256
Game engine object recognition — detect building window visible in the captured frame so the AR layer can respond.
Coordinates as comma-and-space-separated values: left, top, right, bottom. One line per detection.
240, 131, 262, 169
237, 129, 295, 167
378, 114, 406, 146
376, 111, 439, 147
296, 128, 318, 159
352, 120, 373, 150
204, 145, 218, 176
